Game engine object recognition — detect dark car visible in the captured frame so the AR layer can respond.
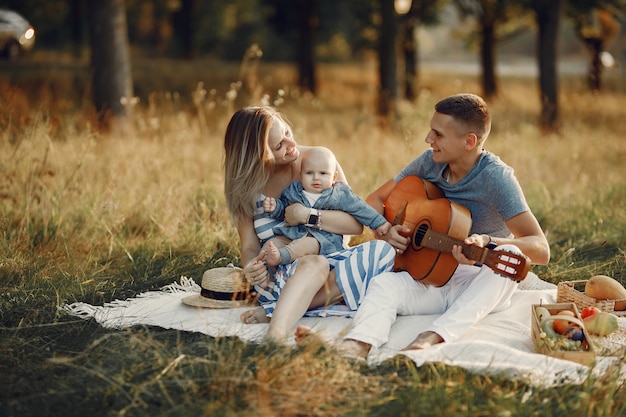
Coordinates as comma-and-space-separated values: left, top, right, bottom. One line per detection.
0, 9, 35, 60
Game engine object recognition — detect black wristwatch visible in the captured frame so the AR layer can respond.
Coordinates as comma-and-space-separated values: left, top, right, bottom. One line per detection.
486, 237, 497, 249
306, 209, 320, 226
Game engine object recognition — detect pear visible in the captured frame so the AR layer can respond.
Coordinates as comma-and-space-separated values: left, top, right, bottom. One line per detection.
582, 311, 619, 337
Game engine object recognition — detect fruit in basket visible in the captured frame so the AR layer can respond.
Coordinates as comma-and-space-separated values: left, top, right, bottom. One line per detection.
582, 311, 619, 336
584, 275, 626, 307
564, 325, 585, 341
535, 306, 551, 322
535, 307, 586, 351
553, 310, 576, 334
580, 306, 601, 319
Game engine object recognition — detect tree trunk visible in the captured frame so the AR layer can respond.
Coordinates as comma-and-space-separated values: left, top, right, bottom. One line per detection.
575, 9, 620, 93
402, 18, 418, 101
69, 0, 85, 59
586, 37, 602, 92
173, 0, 196, 60
88, 0, 133, 130
378, 0, 398, 119
297, 0, 318, 94
533, 0, 561, 133
480, 20, 497, 99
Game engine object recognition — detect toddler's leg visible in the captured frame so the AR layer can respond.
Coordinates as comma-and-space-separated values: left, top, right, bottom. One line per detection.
280, 236, 320, 264
261, 236, 291, 268
265, 236, 320, 266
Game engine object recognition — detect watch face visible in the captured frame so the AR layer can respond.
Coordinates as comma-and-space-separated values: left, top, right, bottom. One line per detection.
308, 214, 319, 225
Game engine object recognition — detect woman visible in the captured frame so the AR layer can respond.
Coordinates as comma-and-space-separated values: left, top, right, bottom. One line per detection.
223, 106, 395, 342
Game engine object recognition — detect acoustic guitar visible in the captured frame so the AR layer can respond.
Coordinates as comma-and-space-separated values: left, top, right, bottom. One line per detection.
383, 176, 530, 286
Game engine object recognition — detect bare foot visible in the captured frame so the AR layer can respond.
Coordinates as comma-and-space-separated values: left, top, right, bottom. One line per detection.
402, 331, 444, 351
264, 241, 282, 267
337, 339, 371, 359
240, 307, 270, 324
295, 325, 370, 359
294, 325, 319, 344
263, 329, 289, 344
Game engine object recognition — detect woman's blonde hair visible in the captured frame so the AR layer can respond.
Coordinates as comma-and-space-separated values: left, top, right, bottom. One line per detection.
223, 106, 288, 221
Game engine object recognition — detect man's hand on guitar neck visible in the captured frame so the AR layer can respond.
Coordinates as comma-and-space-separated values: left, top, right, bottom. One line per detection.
451, 233, 492, 266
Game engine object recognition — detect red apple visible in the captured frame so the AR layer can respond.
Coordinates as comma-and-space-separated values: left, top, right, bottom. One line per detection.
580, 306, 601, 319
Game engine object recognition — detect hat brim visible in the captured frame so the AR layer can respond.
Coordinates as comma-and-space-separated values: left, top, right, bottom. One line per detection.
181, 293, 255, 309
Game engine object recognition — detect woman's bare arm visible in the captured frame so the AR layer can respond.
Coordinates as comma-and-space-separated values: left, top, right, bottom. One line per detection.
238, 216, 262, 266
237, 216, 270, 287
284, 204, 363, 235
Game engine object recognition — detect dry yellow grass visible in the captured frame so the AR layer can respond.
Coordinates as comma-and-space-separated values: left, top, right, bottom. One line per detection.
1, 63, 625, 279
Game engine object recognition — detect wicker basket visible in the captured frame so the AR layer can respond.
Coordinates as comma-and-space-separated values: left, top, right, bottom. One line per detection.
531, 302, 596, 366
557, 280, 626, 317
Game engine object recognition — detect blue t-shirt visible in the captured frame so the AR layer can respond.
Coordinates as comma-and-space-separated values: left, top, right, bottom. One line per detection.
395, 149, 529, 238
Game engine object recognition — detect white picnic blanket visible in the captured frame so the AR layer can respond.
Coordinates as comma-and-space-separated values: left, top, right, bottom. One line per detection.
61, 273, 626, 387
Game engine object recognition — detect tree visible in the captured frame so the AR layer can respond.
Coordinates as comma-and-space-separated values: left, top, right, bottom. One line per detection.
400, 0, 441, 101
567, 2, 622, 92
172, 0, 197, 59
454, 0, 529, 99
530, 0, 561, 133
297, 0, 319, 94
87, 0, 134, 131
377, 0, 399, 120
69, 0, 86, 59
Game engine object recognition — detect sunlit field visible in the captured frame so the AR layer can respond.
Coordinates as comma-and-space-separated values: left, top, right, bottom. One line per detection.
1, 57, 625, 416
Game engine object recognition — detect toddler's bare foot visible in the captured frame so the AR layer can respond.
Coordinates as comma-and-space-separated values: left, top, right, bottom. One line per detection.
240, 307, 270, 324
402, 331, 444, 351
264, 241, 282, 267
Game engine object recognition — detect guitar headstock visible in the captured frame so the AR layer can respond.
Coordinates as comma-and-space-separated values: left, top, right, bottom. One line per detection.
484, 249, 531, 282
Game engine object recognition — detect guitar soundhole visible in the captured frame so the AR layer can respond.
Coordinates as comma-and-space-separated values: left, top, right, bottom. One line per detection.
413, 224, 429, 247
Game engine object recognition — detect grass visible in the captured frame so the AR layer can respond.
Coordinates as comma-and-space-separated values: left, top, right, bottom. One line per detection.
1, 55, 626, 416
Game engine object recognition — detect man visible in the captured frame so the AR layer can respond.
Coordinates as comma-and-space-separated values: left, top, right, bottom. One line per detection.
298, 93, 550, 357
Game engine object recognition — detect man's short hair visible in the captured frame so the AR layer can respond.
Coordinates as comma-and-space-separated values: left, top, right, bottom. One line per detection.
435, 94, 491, 141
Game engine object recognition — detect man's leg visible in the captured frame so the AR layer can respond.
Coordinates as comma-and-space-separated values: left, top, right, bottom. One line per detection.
420, 245, 521, 344
341, 271, 444, 355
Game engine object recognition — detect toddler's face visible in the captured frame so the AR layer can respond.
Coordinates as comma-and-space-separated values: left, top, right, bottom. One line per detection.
301, 151, 336, 194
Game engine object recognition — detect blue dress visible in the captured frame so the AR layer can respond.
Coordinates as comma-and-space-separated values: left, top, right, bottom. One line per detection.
253, 195, 395, 317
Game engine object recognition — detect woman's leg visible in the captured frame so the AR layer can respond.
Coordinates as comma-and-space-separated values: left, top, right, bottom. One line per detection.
309, 269, 343, 308
264, 255, 332, 342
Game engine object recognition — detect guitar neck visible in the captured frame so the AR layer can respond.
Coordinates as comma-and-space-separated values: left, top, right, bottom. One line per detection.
418, 226, 489, 264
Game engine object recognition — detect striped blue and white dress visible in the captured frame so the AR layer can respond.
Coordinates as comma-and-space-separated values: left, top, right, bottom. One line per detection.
253, 195, 396, 318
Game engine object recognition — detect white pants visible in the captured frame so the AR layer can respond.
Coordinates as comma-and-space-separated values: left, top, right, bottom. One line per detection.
344, 244, 521, 348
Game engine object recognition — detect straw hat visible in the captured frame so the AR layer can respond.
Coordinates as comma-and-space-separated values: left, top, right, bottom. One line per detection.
182, 267, 256, 308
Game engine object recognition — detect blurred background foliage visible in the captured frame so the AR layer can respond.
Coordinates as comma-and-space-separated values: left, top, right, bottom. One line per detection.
1, 0, 623, 63
1, 0, 378, 61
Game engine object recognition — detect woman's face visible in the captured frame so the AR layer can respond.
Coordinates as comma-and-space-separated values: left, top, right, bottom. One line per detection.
267, 118, 299, 165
